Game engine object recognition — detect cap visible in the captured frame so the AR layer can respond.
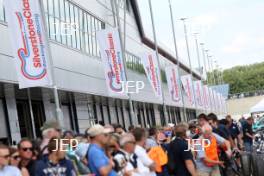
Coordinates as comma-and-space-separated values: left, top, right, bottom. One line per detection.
41, 120, 61, 131
75, 143, 90, 159
87, 124, 112, 137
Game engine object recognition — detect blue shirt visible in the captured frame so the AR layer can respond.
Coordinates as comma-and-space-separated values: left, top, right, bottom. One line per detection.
87, 144, 117, 176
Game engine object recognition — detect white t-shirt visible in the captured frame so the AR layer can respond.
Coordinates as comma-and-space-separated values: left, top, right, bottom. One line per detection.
0, 166, 21, 176
134, 145, 156, 176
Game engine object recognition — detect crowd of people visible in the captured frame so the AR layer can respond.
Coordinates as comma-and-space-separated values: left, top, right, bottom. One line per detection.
0, 112, 255, 176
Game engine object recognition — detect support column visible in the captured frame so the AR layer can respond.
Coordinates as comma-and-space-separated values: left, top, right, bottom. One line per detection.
153, 104, 161, 126
4, 84, 21, 145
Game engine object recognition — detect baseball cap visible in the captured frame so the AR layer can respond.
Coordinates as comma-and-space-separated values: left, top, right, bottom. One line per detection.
41, 120, 61, 131
119, 133, 135, 147
87, 124, 112, 137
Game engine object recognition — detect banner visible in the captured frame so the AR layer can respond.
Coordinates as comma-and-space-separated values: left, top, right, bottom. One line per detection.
97, 28, 127, 98
209, 88, 215, 112
165, 66, 182, 106
141, 51, 162, 101
194, 80, 203, 109
203, 85, 210, 111
4, 0, 52, 88
181, 74, 195, 108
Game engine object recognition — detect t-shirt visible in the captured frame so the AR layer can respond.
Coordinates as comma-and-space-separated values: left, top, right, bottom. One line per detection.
195, 133, 225, 173
243, 122, 253, 144
87, 144, 117, 176
134, 145, 156, 176
34, 155, 76, 176
228, 122, 240, 139
0, 166, 21, 176
168, 137, 195, 176
213, 124, 230, 140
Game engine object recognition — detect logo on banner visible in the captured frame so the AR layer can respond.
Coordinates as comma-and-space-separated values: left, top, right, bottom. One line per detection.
16, 0, 47, 80
145, 54, 160, 94
104, 32, 124, 92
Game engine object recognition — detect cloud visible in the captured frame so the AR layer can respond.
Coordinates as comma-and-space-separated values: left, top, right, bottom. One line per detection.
223, 33, 251, 53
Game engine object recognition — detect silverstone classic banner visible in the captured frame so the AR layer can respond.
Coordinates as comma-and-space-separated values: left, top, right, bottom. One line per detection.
96, 28, 128, 98
141, 51, 163, 101
181, 74, 195, 108
194, 80, 203, 110
165, 66, 183, 106
4, 0, 52, 88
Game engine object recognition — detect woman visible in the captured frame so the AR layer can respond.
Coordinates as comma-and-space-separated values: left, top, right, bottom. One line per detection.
9, 147, 30, 176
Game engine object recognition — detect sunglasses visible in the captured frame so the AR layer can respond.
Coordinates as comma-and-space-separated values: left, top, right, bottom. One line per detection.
21, 147, 33, 152
11, 155, 20, 160
0, 154, 10, 159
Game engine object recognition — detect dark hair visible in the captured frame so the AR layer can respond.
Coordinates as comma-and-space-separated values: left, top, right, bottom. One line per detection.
0, 144, 9, 150
132, 127, 146, 142
98, 121, 105, 126
63, 131, 75, 138
113, 124, 124, 132
47, 138, 60, 153
219, 119, 228, 125
207, 113, 218, 122
148, 127, 157, 136
128, 125, 135, 132
198, 113, 208, 121
174, 125, 187, 138
17, 138, 32, 149
9, 147, 18, 156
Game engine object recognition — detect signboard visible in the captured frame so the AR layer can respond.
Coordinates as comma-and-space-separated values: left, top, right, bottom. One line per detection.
141, 51, 163, 101
181, 74, 195, 108
4, 0, 52, 88
97, 28, 128, 98
165, 66, 182, 106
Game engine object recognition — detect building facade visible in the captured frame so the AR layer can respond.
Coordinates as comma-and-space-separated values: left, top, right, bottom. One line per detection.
0, 0, 203, 145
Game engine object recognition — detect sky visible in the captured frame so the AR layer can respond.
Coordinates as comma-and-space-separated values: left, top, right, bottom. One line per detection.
137, 0, 264, 70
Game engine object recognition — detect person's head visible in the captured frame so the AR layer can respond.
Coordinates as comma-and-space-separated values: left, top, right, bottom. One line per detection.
41, 120, 61, 139
201, 124, 213, 139
106, 134, 120, 156
120, 133, 136, 154
9, 147, 21, 167
114, 124, 125, 135
132, 127, 147, 147
189, 123, 197, 134
62, 131, 75, 145
18, 138, 33, 160
88, 124, 112, 147
148, 127, 158, 138
207, 113, 218, 127
47, 138, 66, 160
247, 117, 254, 125
128, 125, 135, 133
226, 115, 232, 122
0, 145, 10, 168
174, 124, 187, 139
198, 113, 208, 127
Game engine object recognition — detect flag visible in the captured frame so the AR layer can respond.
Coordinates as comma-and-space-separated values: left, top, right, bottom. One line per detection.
4, 0, 52, 88
181, 74, 195, 108
97, 28, 128, 98
165, 66, 182, 106
141, 51, 163, 101
203, 85, 210, 111
194, 80, 203, 109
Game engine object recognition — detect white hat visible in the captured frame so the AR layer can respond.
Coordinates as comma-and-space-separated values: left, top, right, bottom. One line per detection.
119, 133, 135, 147
87, 124, 112, 137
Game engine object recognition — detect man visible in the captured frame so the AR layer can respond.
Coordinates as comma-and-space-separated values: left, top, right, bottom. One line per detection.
0, 144, 21, 176
145, 127, 158, 150
242, 117, 254, 152
133, 127, 156, 176
40, 120, 61, 154
196, 124, 231, 176
18, 138, 35, 176
168, 124, 197, 176
35, 138, 76, 176
87, 124, 117, 176
114, 124, 125, 135
226, 115, 243, 148
114, 133, 151, 176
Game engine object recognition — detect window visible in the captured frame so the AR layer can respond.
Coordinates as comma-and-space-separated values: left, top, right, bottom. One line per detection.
0, 0, 5, 22
125, 52, 145, 74
43, 0, 105, 57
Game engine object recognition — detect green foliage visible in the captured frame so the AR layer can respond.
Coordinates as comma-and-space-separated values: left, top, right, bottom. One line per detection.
223, 62, 264, 94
